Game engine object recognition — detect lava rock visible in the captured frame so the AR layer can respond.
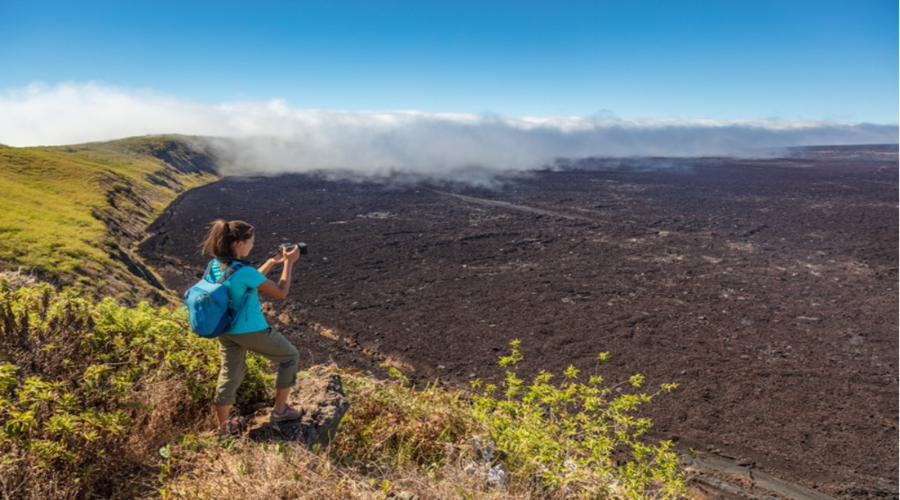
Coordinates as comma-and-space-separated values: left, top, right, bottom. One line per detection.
246, 368, 350, 447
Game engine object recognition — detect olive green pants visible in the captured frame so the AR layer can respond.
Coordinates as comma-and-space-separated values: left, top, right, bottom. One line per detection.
214, 327, 299, 406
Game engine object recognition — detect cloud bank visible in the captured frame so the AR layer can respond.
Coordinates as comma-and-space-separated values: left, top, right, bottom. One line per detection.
1, 82, 896, 180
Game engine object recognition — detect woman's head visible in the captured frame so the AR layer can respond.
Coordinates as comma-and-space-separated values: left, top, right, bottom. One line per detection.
200, 220, 255, 259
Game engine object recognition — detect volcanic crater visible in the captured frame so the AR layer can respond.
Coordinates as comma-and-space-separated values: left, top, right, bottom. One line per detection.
139, 145, 898, 498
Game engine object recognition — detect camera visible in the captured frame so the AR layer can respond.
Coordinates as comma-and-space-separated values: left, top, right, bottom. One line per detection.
278, 242, 308, 255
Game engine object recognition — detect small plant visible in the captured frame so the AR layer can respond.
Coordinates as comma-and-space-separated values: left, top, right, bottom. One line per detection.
470, 340, 685, 498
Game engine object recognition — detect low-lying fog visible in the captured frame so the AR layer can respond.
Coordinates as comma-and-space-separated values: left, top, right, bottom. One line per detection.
2, 83, 897, 183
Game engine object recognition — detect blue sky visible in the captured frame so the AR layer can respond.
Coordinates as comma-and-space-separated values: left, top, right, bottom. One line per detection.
2, 0, 897, 124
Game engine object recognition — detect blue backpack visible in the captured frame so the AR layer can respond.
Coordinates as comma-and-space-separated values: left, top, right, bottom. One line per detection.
184, 260, 251, 338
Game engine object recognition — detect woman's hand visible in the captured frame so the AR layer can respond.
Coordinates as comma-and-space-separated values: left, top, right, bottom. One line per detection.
284, 244, 301, 264
259, 245, 299, 299
258, 254, 284, 275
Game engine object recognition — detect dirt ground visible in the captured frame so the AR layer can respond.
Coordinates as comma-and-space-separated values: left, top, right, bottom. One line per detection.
139, 145, 898, 498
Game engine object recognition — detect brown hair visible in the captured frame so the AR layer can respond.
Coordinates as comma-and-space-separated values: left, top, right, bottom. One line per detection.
199, 219, 254, 259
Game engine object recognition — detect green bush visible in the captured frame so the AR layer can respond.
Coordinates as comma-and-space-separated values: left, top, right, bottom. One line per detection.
0, 280, 271, 497
470, 340, 685, 498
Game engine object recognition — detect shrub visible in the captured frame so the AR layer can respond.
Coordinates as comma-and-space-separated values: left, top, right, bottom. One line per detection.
0, 281, 271, 498
470, 340, 685, 498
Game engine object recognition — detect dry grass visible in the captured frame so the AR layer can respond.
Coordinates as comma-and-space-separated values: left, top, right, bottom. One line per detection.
156, 438, 548, 500
0, 269, 38, 291
332, 372, 481, 468
125, 378, 216, 464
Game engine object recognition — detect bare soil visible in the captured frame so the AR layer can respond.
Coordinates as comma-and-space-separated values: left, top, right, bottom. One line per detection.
139, 145, 899, 498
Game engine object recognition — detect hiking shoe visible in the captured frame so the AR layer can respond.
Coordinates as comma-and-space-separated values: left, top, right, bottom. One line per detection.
270, 404, 302, 422
218, 419, 241, 437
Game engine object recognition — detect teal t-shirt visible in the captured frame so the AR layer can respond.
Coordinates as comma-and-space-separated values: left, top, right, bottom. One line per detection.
208, 259, 269, 334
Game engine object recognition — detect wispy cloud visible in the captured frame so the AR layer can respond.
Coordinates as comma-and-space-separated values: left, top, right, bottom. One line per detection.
1, 82, 896, 180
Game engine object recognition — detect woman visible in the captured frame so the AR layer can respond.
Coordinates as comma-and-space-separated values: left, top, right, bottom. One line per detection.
198, 219, 302, 435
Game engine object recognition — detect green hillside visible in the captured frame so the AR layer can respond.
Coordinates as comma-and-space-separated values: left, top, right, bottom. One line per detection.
0, 136, 219, 303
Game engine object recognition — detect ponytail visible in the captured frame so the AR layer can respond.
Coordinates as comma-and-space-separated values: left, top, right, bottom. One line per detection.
199, 219, 254, 259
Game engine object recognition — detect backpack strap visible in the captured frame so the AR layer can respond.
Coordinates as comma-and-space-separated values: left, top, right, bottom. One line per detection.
216, 261, 253, 321
216, 257, 251, 266
202, 260, 216, 282
216, 261, 243, 284
234, 284, 253, 322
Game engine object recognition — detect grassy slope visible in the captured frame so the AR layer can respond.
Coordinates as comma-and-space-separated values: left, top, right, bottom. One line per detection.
0, 137, 218, 303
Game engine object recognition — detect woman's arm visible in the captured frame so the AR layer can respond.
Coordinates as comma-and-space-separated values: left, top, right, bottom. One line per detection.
257, 257, 279, 276
258, 247, 287, 276
257, 246, 300, 300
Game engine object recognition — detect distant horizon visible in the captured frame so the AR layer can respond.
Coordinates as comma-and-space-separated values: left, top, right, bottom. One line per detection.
2, 1, 896, 169
1, 82, 897, 175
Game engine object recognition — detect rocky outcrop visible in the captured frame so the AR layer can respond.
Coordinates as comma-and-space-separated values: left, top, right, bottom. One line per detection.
148, 138, 220, 176
245, 369, 350, 447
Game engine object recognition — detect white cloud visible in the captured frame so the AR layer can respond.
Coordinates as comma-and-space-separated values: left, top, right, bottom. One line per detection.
1, 82, 896, 180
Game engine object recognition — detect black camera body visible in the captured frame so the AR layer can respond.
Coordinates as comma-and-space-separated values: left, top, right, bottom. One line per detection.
278, 242, 308, 255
